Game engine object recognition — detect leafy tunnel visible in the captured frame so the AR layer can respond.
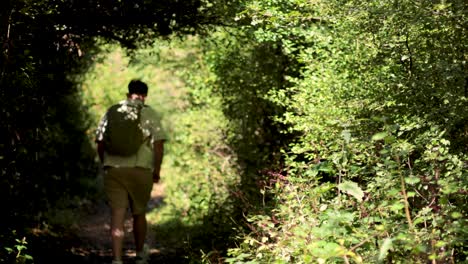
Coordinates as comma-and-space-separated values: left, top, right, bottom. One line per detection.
1, 0, 466, 263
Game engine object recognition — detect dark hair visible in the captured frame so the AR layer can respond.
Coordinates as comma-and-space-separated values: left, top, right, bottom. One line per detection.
128, 79, 148, 95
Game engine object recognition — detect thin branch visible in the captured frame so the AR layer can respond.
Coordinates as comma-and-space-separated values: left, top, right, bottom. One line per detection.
397, 156, 413, 229
400, 170, 413, 228
350, 232, 381, 252
404, 32, 413, 78
1, 9, 14, 81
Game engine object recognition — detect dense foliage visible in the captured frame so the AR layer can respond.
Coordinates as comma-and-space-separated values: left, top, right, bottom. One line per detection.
211, 1, 467, 263
1, 0, 466, 263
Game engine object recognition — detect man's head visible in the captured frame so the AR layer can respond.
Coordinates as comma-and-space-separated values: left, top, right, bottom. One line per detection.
127, 79, 148, 101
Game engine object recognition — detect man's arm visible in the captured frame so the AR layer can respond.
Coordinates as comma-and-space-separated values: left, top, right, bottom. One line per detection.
95, 110, 109, 164
97, 141, 105, 163
152, 140, 165, 183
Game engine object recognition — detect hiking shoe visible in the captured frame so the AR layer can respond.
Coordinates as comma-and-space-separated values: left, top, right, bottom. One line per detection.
135, 244, 150, 264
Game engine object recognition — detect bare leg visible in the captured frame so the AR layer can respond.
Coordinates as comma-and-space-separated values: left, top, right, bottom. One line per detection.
110, 208, 127, 261
133, 213, 147, 252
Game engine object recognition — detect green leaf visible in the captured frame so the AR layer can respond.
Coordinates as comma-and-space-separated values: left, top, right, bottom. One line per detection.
405, 176, 420, 185
378, 238, 393, 261
451, 212, 462, 219
338, 181, 364, 202
372, 132, 387, 141
341, 129, 351, 143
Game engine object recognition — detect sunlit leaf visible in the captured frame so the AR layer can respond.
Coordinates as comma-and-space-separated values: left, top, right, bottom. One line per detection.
378, 238, 393, 261
372, 132, 387, 141
338, 181, 364, 202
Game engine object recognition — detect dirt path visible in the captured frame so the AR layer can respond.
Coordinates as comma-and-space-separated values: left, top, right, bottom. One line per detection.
31, 182, 187, 264
72, 183, 167, 263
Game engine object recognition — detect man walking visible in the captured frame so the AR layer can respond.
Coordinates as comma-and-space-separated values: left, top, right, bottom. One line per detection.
95, 79, 166, 264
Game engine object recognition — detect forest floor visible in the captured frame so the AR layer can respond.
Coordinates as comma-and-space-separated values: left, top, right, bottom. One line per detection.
29, 180, 189, 264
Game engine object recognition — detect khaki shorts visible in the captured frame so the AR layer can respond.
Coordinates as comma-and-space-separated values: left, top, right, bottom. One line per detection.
104, 167, 153, 214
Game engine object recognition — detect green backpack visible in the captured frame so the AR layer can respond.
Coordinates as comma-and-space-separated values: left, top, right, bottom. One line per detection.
104, 102, 146, 156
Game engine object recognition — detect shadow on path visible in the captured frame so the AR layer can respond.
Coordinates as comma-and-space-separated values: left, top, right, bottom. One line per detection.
30, 183, 190, 264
